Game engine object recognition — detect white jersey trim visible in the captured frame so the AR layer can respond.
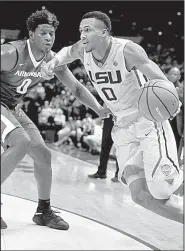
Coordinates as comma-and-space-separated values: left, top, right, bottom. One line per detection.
1, 114, 16, 143
27, 40, 44, 68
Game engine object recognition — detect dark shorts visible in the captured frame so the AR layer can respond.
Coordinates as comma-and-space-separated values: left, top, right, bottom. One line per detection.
1, 105, 21, 143
1, 104, 38, 144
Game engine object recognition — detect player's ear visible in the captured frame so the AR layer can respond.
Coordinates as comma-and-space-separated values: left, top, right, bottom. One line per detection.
102, 29, 107, 37
29, 31, 34, 40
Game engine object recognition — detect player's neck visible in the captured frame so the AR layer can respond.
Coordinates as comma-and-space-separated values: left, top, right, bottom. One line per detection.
92, 36, 112, 61
29, 39, 46, 62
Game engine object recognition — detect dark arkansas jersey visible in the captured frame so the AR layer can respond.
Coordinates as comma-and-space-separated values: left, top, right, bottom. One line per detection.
1, 40, 54, 107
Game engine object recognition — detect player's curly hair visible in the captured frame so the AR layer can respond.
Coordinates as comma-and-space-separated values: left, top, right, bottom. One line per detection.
82, 11, 112, 33
26, 9, 59, 31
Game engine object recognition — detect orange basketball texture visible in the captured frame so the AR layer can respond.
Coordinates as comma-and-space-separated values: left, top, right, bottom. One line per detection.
138, 79, 179, 122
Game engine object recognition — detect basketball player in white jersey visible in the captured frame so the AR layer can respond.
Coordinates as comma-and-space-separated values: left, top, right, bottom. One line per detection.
42, 11, 183, 223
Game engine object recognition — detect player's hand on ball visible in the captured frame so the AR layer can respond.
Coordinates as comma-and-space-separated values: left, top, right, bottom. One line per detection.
169, 86, 182, 120
169, 100, 182, 120
41, 60, 56, 80
97, 107, 113, 119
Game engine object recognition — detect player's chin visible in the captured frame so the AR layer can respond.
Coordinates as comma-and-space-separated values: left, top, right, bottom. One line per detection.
44, 45, 52, 52
85, 47, 92, 53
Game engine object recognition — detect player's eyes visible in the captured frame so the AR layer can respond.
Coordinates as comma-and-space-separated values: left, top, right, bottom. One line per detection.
79, 28, 91, 33
41, 32, 54, 36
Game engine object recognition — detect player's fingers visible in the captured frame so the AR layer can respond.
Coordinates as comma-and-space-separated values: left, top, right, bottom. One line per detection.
179, 100, 182, 108
41, 64, 54, 79
169, 103, 181, 120
176, 87, 180, 96
41, 66, 48, 75
41, 69, 47, 78
41, 69, 54, 80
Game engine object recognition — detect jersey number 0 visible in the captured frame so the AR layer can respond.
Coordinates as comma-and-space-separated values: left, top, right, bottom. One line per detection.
16, 79, 32, 94
101, 87, 117, 101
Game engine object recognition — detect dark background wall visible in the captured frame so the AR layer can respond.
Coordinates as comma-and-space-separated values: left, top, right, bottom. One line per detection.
0, 1, 183, 51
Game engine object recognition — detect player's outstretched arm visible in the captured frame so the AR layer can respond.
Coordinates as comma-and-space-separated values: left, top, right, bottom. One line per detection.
1, 44, 18, 72
54, 65, 111, 119
124, 42, 168, 81
124, 42, 181, 119
55, 40, 84, 65
41, 41, 83, 79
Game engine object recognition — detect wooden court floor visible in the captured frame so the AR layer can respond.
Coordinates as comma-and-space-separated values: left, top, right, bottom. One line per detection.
1, 145, 184, 250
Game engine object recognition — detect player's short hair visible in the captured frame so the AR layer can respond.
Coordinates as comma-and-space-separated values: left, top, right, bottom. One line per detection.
26, 9, 59, 31
82, 11, 112, 33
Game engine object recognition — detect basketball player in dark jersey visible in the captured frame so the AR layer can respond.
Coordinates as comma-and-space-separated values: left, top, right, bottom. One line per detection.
1, 9, 110, 229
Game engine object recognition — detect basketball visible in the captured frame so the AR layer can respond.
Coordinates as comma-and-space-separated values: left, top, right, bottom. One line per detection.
138, 79, 179, 122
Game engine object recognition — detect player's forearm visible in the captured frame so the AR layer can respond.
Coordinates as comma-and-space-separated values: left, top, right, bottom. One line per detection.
53, 46, 76, 67
74, 83, 102, 114
54, 69, 102, 115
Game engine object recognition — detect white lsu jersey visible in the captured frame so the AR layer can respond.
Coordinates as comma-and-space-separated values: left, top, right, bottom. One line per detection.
83, 37, 148, 119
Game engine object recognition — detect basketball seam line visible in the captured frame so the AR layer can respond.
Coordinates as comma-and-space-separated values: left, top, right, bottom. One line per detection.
153, 85, 179, 114
147, 84, 157, 121
138, 88, 152, 121
142, 86, 179, 103
152, 86, 172, 117
153, 85, 179, 102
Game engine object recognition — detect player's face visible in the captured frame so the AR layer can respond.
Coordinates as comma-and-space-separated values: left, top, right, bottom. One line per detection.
79, 18, 107, 52
31, 24, 55, 53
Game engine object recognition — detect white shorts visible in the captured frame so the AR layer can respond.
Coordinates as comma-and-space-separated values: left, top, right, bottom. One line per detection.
111, 115, 180, 188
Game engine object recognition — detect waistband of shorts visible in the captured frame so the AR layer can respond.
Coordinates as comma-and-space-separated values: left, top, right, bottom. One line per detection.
1, 102, 16, 110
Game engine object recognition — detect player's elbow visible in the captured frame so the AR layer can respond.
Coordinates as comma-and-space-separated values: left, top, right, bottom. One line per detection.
148, 60, 168, 81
